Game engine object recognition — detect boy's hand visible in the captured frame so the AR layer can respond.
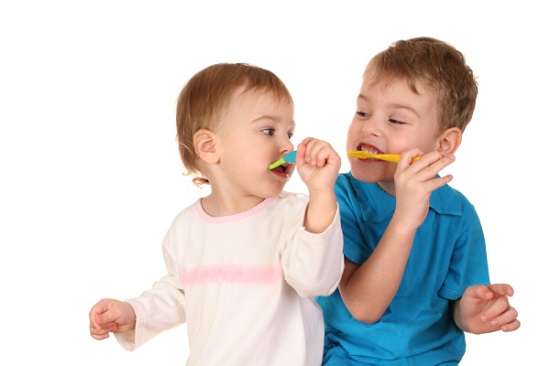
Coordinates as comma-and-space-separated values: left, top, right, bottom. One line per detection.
295, 137, 341, 193
393, 149, 455, 230
89, 298, 136, 340
456, 284, 521, 334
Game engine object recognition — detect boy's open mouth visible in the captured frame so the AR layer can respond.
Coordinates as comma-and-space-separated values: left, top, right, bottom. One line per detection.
357, 144, 382, 155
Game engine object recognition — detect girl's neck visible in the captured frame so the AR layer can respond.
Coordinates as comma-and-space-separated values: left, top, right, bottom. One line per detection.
200, 193, 265, 217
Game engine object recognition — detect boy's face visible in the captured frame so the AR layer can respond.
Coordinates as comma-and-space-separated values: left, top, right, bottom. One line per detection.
347, 72, 441, 190
214, 87, 296, 200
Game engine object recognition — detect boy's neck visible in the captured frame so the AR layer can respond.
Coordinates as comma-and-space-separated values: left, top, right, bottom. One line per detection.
376, 181, 396, 197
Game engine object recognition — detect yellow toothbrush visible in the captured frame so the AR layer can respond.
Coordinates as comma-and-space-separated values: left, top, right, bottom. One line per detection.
347, 150, 420, 163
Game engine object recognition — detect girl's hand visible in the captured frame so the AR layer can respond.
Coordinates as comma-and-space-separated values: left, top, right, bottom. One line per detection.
296, 137, 341, 193
89, 298, 136, 340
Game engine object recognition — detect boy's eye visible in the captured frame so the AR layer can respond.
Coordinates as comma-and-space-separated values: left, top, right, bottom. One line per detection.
389, 118, 405, 124
288, 131, 294, 139
356, 111, 368, 118
261, 128, 275, 136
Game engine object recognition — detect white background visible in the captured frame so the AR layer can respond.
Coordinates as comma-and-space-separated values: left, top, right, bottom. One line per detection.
0, 1, 546, 364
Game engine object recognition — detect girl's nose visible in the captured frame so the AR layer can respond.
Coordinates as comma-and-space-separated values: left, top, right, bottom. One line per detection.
280, 139, 294, 154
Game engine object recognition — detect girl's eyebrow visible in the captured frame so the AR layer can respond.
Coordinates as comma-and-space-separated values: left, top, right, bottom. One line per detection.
251, 115, 280, 123
251, 115, 296, 128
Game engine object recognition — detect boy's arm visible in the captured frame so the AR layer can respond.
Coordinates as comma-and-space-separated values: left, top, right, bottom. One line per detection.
339, 217, 418, 323
339, 150, 455, 323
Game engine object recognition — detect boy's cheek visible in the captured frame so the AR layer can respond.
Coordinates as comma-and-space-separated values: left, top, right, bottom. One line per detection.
346, 126, 361, 147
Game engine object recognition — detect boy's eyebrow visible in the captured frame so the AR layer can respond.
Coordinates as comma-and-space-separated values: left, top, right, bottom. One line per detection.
358, 94, 419, 116
389, 103, 417, 112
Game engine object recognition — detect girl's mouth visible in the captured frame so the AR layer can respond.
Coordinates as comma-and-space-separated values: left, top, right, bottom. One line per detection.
270, 163, 293, 177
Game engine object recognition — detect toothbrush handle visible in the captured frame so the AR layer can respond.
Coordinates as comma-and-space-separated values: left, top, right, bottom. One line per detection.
268, 150, 297, 170
372, 154, 421, 163
374, 154, 401, 163
283, 150, 297, 164
347, 150, 420, 163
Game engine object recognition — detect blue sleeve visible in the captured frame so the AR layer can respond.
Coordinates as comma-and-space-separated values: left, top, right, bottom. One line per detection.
440, 196, 490, 300
335, 175, 372, 265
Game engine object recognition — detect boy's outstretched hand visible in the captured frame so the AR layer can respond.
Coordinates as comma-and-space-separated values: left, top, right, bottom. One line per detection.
455, 284, 520, 334
89, 298, 136, 340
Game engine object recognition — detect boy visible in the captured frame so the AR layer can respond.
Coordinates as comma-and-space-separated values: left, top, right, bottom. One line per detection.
317, 37, 520, 365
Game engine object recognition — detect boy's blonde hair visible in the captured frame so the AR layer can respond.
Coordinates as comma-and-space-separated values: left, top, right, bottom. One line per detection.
365, 37, 478, 133
176, 63, 293, 186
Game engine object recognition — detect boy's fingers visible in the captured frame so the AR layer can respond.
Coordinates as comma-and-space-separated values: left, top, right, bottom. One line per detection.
488, 283, 514, 297
464, 284, 493, 301
484, 295, 510, 316
501, 318, 521, 332
488, 305, 519, 329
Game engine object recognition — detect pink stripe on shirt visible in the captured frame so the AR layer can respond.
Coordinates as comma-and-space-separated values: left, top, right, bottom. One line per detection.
181, 264, 283, 286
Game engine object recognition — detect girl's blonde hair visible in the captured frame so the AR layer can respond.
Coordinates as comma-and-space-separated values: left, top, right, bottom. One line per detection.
365, 37, 478, 133
176, 63, 293, 186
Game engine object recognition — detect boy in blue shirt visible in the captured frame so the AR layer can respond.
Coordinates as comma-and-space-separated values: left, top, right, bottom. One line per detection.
317, 37, 520, 365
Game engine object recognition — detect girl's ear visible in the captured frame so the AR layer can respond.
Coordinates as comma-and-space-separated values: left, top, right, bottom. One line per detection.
193, 128, 220, 164
437, 127, 462, 155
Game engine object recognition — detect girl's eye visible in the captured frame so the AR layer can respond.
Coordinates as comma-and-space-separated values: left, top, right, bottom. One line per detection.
287, 131, 294, 139
261, 128, 275, 136
356, 111, 368, 118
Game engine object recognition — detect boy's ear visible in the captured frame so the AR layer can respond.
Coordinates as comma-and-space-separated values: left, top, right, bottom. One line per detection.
437, 127, 462, 155
193, 128, 220, 164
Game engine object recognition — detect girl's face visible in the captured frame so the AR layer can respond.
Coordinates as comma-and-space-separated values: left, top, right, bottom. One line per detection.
346, 73, 441, 194
212, 87, 295, 207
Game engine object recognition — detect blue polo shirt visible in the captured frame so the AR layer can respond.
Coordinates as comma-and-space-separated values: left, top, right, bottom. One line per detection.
317, 173, 490, 365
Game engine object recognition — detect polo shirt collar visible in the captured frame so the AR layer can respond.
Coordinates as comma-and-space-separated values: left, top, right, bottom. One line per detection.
349, 176, 462, 223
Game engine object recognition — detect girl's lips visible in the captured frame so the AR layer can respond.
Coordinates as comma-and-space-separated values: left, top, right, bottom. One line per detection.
271, 163, 289, 173
270, 163, 294, 178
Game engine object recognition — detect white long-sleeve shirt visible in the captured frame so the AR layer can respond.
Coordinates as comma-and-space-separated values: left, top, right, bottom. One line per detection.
115, 192, 344, 366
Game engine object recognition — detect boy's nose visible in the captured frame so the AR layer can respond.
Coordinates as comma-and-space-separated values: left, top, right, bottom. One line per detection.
362, 124, 381, 136
361, 116, 384, 136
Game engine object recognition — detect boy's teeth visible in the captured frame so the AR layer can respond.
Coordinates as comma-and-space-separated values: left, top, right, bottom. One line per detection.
361, 148, 377, 154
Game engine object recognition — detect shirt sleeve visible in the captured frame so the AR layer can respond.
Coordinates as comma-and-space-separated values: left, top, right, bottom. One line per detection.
334, 174, 372, 265
439, 197, 490, 300
282, 208, 344, 298
114, 222, 187, 351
